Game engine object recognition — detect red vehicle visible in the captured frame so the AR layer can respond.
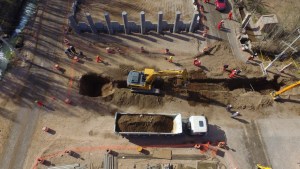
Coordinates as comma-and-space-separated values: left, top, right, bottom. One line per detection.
215, 0, 226, 11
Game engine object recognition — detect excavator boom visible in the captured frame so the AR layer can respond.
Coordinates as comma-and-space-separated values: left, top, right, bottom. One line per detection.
271, 80, 300, 100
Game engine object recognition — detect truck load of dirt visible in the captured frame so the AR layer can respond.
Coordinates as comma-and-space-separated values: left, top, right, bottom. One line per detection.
79, 73, 115, 97
117, 114, 174, 132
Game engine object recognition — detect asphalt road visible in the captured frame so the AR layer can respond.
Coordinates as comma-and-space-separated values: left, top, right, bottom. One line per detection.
258, 118, 300, 169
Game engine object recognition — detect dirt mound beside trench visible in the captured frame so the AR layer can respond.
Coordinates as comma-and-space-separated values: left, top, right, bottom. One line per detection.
110, 88, 164, 108
117, 114, 173, 132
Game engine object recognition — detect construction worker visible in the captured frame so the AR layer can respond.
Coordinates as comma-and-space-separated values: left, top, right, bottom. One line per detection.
228, 11, 233, 20
69, 46, 78, 55
64, 48, 72, 57
35, 100, 44, 107
64, 38, 70, 45
96, 55, 102, 63
223, 64, 229, 71
165, 48, 170, 55
231, 111, 239, 118
229, 69, 237, 78
226, 104, 232, 111
106, 47, 114, 53
54, 64, 60, 70
194, 58, 201, 67
140, 46, 145, 53
168, 56, 173, 63
73, 56, 79, 62
217, 20, 224, 30
199, 5, 204, 13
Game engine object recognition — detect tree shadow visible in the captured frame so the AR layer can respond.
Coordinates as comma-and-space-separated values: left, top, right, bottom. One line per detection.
0, 107, 18, 122
165, 32, 190, 42
148, 32, 173, 42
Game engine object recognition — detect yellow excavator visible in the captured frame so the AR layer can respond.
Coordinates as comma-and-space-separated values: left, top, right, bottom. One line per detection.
127, 68, 188, 94
256, 164, 272, 169
270, 80, 300, 100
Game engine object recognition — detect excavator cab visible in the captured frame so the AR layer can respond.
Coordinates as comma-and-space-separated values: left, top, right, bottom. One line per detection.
127, 68, 188, 94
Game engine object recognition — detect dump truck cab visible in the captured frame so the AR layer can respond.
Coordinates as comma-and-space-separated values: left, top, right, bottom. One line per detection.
188, 116, 208, 135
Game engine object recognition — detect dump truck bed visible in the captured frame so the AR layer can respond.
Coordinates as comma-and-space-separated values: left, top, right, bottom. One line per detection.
114, 112, 183, 135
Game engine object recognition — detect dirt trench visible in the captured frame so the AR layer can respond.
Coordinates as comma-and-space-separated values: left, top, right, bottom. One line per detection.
78, 70, 284, 109
79, 73, 115, 97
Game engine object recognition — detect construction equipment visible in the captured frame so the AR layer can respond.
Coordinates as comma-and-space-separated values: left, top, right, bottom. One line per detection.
256, 164, 272, 169
126, 68, 188, 94
270, 80, 300, 100
114, 112, 208, 136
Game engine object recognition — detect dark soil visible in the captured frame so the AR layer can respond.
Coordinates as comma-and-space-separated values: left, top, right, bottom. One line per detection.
79, 73, 111, 97
116, 114, 174, 132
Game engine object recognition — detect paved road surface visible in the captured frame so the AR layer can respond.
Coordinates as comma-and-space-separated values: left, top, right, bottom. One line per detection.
258, 118, 300, 169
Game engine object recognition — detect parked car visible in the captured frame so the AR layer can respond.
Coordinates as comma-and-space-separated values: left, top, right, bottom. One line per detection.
215, 0, 226, 11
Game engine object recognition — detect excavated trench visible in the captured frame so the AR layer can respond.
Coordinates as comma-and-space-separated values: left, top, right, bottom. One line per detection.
79, 72, 284, 107
79, 74, 283, 96
187, 76, 283, 93
79, 73, 114, 97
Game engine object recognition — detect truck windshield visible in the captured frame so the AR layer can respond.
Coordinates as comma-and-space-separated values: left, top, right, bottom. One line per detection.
199, 121, 204, 127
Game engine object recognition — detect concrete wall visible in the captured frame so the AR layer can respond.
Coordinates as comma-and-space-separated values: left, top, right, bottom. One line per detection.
69, 11, 200, 35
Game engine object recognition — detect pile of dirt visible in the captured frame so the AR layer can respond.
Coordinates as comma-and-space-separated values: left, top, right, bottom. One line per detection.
79, 73, 115, 97
105, 64, 135, 80
189, 69, 207, 79
116, 114, 174, 132
110, 88, 164, 108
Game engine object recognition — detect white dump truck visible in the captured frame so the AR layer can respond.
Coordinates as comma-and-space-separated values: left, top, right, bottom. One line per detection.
114, 112, 208, 136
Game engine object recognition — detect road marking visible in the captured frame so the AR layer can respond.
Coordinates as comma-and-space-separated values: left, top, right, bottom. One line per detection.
255, 120, 271, 165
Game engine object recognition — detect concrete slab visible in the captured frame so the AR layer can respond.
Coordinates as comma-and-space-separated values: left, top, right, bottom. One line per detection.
257, 118, 300, 169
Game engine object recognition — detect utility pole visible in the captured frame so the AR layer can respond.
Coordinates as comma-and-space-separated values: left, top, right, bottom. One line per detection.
264, 29, 300, 71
